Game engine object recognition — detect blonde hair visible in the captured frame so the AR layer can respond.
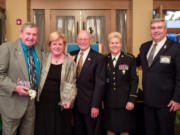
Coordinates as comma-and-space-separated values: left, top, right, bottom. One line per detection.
108, 32, 122, 43
48, 32, 67, 47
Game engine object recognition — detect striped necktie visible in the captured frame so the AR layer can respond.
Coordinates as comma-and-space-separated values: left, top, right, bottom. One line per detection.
28, 49, 37, 90
77, 52, 84, 77
147, 44, 157, 67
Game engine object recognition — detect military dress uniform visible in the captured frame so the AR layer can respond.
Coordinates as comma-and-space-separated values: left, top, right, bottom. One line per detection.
103, 52, 138, 133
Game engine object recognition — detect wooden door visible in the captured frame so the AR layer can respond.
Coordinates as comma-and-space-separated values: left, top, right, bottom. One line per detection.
50, 9, 111, 53
50, 10, 81, 43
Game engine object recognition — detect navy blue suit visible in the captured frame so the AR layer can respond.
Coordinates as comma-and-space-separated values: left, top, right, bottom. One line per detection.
137, 38, 180, 135
70, 49, 106, 135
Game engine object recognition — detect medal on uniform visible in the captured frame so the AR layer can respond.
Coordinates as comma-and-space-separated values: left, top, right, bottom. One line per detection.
119, 64, 129, 75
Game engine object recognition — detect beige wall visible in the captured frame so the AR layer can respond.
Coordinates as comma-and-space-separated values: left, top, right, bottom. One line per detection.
132, 0, 153, 56
6, 0, 28, 41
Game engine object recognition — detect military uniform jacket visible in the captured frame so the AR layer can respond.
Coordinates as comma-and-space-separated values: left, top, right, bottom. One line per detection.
104, 52, 138, 109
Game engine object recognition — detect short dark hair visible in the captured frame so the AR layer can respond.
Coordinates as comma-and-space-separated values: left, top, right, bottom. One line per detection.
20, 22, 38, 32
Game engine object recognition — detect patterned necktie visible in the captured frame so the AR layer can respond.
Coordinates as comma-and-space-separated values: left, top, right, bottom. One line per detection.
112, 57, 116, 67
147, 44, 157, 67
28, 49, 37, 90
77, 52, 84, 77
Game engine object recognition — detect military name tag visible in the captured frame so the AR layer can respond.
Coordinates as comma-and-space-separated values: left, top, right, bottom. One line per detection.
160, 56, 171, 64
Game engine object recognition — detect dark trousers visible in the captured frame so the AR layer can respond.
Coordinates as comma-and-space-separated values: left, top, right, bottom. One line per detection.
74, 110, 101, 135
144, 106, 176, 135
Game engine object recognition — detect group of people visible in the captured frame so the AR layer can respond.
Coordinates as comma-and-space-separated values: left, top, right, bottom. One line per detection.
0, 18, 180, 135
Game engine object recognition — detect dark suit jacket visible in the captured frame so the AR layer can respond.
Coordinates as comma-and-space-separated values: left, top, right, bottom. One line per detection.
70, 49, 106, 114
136, 38, 180, 108
104, 52, 138, 109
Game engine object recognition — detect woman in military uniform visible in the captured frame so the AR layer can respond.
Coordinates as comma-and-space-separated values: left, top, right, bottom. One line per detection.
103, 32, 138, 135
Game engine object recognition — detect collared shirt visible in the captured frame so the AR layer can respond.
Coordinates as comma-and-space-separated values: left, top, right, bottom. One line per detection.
20, 39, 40, 87
111, 52, 120, 67
76, 47, 90, 66
147, 37, 167, 59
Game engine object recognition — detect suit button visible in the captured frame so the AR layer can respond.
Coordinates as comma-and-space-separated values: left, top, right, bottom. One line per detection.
113, 83, 116, 85
113, 77, 116, 80
113, 88, 116, 91
113, 72, 115, 75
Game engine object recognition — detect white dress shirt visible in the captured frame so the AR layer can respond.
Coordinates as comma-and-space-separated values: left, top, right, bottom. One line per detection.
76, 47, 90, 66
147, 37, 167, 60
111, 53, 120, 67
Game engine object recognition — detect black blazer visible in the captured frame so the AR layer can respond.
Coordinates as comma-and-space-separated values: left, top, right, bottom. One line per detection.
104, 52, 138, 109
70, 49, 106, 114
136, 39, 180, 108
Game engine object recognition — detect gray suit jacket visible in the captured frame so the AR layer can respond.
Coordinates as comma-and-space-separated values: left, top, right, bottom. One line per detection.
0, 39, 42, 119
37, 52, 77, 108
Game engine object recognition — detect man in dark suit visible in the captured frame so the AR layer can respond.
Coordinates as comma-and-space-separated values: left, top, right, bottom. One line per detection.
0, 23, 42, 135
136, 18, 180, 135
70, 30, 106, 135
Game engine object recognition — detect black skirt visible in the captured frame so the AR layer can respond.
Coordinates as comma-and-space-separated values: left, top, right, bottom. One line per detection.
103, 107, 135, 133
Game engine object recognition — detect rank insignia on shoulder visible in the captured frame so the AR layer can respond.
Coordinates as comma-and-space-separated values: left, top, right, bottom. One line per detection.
125, 53, 134, 58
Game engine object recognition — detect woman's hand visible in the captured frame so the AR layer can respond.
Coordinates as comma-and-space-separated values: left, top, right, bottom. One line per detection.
126, 102, 134, 111
62, 102, 71, 109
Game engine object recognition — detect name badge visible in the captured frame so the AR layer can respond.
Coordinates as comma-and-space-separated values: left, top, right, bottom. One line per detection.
160, 56, 171, 64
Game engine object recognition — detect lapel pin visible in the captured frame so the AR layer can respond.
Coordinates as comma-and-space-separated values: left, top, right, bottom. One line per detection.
164, 45, 166, 49
121, 55, 124, 58
88, 58, 91, 61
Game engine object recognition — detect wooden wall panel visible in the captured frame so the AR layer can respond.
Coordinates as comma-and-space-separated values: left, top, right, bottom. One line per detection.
31, 0, 130, 10
0, 0, 5, 9
154, 1, 180, 9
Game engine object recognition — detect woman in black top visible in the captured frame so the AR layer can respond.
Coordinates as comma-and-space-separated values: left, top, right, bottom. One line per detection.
35, 32, 77, 135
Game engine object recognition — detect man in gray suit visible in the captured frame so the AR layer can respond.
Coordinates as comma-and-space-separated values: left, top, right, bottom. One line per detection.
0, 22, 42, 135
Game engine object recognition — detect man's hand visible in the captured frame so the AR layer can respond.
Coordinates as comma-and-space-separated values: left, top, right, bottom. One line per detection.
91, 107, 99, 118
168, 100, 180, 112
62, 102, 71, 109
126, 102, 134, 111
66, 53, 74, 61
15, 85, 29, 96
